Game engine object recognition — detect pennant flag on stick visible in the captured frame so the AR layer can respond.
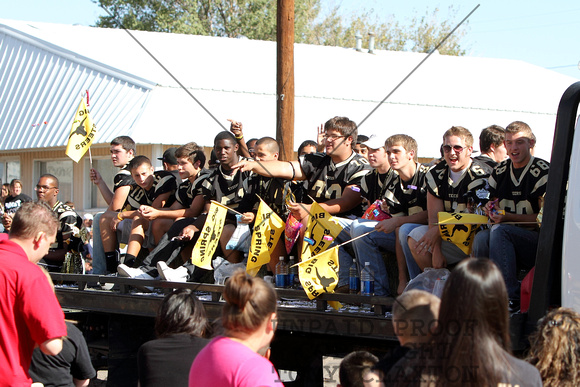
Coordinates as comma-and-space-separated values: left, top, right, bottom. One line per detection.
247, 198, 285, 276
191, 202, 228, 270
298, 246, 340, 300
438, 212, 488, 255
301, 202, 343, 262
66, 97, 97, 163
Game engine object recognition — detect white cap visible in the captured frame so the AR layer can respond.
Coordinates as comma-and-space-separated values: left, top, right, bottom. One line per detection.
83, 213, 93, 221
362, 134, 385, 150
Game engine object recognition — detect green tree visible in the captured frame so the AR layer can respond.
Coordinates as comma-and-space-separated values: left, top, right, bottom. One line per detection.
405, 7, 467, 56
95, 0, 321, 41
302, 5, 466, 55
94, 1, 467, 55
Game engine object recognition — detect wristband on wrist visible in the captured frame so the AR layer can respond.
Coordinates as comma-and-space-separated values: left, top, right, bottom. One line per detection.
288, 161, 296, 180
117, 212, 123, 221
235, 134, 244, 140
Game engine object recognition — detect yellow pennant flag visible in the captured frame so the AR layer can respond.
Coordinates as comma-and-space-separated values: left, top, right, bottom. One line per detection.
66, 97, 97, 163
438, 212, 488, 255
191, 202, 228, 270
247, 198, 285, 276
298, 246, 340, 300
301, 202, 343, 262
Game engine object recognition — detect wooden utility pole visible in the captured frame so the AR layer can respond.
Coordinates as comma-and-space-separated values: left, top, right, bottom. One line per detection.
276, 0, 295, 161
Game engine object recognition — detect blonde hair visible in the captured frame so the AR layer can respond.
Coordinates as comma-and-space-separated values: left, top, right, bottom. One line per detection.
222, 270, 277, 334
443, 126, 474, 148
527, 307, 580, 387
506, 121, 534, 141
386, 134, 419, 162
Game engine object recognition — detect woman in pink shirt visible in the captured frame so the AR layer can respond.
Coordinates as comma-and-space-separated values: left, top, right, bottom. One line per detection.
189, 270, 283, 387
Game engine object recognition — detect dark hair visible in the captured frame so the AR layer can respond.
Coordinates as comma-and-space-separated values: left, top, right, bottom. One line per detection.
428, 258, 511, 386
479, 125, 505, 153
128, 155, 152, 171
208, 150, 219, 167
155, 289, 208, 338
176, 142, 206, 169
222, 270, 277, 334
356, 134, 369, 144
10, 202, 59, 239
298, 140, 318, 155
255, 137, 279, 153
325, 116, 358, 145
39, 174, 59, 188
214, 131, 237, 146
339, 351, 379, 387
111, 135, 136, 153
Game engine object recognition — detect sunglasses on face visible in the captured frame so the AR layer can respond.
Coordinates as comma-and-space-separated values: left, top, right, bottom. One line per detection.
442, 145, 466, 153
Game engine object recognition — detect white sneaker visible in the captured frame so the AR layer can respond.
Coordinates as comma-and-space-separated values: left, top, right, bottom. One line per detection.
117, 264, 154, 280
157, 261, 188, 282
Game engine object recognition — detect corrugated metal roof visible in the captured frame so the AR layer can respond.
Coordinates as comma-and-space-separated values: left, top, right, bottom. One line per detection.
0, 23, 153, 150
0, 19, 578, 159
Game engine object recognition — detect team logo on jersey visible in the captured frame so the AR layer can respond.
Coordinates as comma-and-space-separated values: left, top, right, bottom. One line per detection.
476, 188, 490, 200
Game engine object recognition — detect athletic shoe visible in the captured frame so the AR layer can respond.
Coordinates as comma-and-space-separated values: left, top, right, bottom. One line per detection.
117, 264, 154, 280
157, 261, 188, 282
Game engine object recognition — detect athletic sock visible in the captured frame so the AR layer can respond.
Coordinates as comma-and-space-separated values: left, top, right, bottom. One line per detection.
105, 251, 119, 273
124, 254, 137, 268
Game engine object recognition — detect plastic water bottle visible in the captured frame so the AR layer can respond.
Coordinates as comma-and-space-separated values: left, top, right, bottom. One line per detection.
275, 256, 288, 288
288, 256, 298, 289
349, 259, 359, 294
361, 262, 374, 296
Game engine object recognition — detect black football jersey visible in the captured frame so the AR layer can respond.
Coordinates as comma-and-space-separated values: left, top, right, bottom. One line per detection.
473, 155, 498, 169
426, 159, 492, 212
490, 156, 549, 215
299, 152, 372, 217
381, 163, 430, 217
113, 165, 134, 191
200, 161, 252, 210
125, 170, 177, 210
360, 169, 392, 203
51, 201, 83, 252
175, 170, 210, 209
239, 175, 298, 220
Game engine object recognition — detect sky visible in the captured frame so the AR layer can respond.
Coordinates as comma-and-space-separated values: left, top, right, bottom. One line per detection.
0, 0, 579, 79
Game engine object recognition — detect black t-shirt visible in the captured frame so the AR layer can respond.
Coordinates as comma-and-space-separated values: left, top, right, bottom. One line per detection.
3, 193, 33, 215
299, 152, 371, 217
125, 170, 177, 210
490, 156, 549, 215
426, 159, 492, 212
138, 334, 209, 387
29, 322, 96, 387
385, 345, 542, 386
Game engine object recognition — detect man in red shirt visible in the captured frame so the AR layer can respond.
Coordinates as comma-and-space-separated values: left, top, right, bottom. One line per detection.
0, 202, 67, 386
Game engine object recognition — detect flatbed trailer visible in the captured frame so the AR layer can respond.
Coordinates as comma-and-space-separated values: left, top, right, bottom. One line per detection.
51, 273, 398, 386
